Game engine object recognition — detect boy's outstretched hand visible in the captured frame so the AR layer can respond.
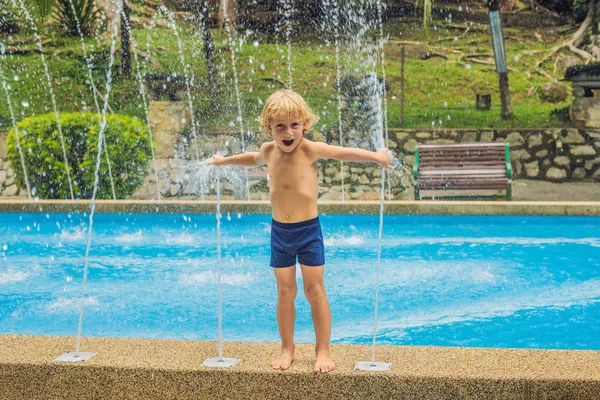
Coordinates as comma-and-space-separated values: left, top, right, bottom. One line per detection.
206, 154, 226, 166
376, 148, 393, 170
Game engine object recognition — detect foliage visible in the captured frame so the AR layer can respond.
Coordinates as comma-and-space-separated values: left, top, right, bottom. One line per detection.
538, 0, 590, 21
550, 106, 571, 122
0, 19, 575, 135
26, 0, 54, 23
5, 112, 153, 199
54, 0, 99, 37
0, 0, 21, 34
564, 62, 600, 79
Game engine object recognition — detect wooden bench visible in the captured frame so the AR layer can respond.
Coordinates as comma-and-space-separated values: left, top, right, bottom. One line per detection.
413, 142, 512, 200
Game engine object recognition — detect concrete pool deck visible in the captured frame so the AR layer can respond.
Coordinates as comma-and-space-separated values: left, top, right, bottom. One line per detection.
1, 335, 599, 399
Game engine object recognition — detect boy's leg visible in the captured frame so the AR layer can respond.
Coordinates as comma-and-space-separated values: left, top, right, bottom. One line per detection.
271, 265, 297, 370
300, 264, 334, 373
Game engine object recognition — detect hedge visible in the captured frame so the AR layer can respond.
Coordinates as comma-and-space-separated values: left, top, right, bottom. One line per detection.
6, 112, 153, 199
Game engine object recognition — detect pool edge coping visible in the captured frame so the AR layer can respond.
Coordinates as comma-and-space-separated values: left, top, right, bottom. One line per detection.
1, 199, 600, 216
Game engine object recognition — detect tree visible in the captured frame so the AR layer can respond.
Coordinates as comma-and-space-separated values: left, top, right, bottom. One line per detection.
218, 0, 237, 32
120, 0, 131, 78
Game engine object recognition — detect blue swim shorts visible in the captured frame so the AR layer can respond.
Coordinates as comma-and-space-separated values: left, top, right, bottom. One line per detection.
270, 217, 325, 268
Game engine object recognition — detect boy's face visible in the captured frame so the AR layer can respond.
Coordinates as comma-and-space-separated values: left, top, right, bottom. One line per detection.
270, 114, 304, 153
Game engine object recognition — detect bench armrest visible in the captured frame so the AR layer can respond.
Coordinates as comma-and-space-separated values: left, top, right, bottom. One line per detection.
413, 148, 419, 179
505, 143, 512, 179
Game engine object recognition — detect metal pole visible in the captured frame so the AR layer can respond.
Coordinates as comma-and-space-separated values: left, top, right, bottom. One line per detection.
488, 0, 513, 120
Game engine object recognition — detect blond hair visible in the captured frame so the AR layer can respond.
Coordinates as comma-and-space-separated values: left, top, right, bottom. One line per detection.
260, 89, 319, 133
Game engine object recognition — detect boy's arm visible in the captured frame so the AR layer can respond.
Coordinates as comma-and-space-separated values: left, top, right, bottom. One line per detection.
207, 151, 265, 167
310, 142, 392, 169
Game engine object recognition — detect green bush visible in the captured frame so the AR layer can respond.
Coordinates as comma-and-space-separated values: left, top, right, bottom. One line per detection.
565, 61, 600, 79
25, 0, 54, 24
54, 0, 98, 37
538, 0, 591, 22
0, 0, 21, 34
6, 112, 153, 199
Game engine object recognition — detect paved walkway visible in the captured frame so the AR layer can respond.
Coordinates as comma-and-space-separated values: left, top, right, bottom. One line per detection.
511, 180, 600, 201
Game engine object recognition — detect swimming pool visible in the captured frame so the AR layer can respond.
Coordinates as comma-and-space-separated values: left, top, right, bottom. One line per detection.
1, 212, 599, 350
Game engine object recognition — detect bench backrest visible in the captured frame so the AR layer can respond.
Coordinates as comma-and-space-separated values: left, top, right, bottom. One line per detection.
418, 143, 507, 171
416, 142, 509, 171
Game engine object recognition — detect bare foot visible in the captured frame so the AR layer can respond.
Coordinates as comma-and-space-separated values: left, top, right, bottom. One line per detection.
313, 351, 334, 373
271, 348, 294, 370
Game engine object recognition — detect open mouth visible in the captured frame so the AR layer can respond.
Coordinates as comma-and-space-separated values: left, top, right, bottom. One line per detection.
282, 139, 294, 147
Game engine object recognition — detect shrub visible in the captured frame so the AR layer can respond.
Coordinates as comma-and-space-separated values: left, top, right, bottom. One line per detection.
550, 106, 571, 122
0, 0, 21, 34
6, 112, 153, 199
54, 0, 98, 37
26, 0, 54, 23
565, 61, 600, 80
538, 0, 590, 22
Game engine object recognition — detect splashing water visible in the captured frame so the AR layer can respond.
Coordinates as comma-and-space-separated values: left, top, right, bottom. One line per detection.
0, 44, 31, 200
279, 0, 295, 88
13, 0, 75, 199
160, 6, 201, 162
221, 0, 250, 200
75, 11, 121, 354
122, 10, 162, 201
68, 0, 117, 200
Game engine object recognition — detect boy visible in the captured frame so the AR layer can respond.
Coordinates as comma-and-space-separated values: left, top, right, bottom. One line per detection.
207, 89, 392, 373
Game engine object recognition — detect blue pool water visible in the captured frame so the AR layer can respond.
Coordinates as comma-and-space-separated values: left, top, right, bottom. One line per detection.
0, 212, 599, 350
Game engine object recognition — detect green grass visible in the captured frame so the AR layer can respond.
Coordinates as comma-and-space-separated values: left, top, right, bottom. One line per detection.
0, 16, 574, 135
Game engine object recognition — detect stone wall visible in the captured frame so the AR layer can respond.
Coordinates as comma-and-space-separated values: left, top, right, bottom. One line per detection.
383, 128, 600, 182
132, 128, 600, 201
0, 131, 22, 197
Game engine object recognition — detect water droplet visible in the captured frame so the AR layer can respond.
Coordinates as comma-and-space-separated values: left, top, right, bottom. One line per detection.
66, 276, 73, 282
22, 101, 29, 108
2, 244, 7, 251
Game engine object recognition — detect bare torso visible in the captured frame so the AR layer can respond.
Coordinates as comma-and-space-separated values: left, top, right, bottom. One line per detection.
261, 138, 319, 223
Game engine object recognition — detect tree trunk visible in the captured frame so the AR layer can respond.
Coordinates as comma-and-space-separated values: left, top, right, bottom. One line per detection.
498, 72, 513, 120
197, 1, 218, 109
218, 0, 237, 32
96, 0, 121, 39
120, 0, 131, 79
